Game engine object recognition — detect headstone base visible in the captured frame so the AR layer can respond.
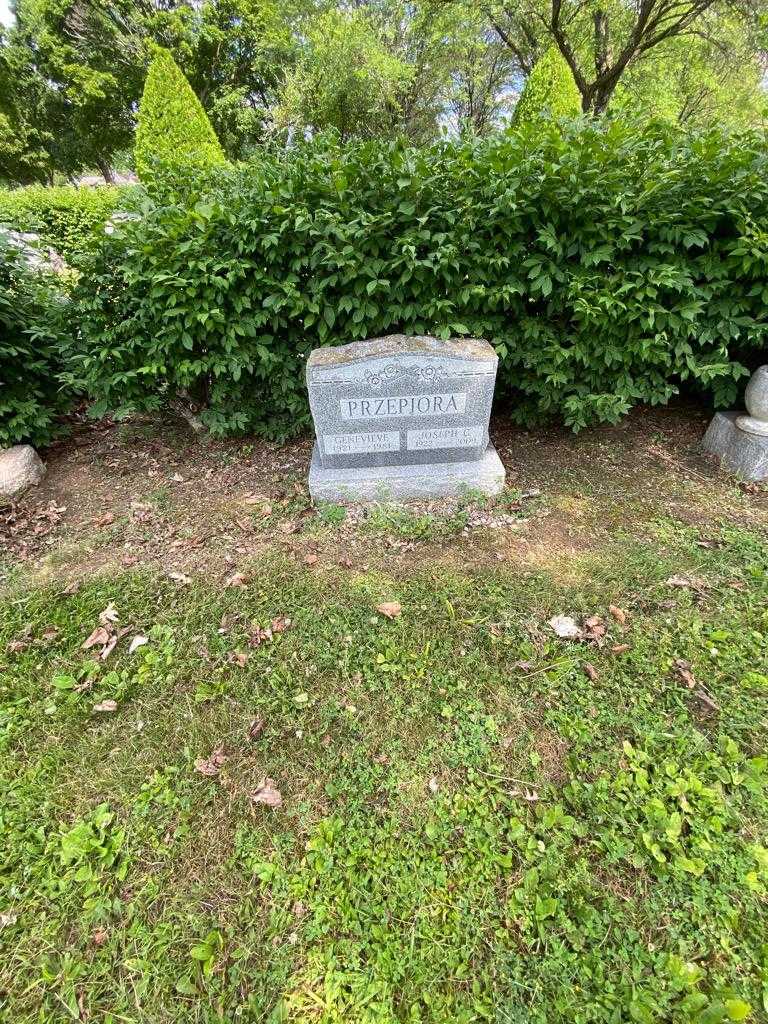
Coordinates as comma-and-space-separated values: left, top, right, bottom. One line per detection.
309, 442, 506, 503
701, 412, 768, 480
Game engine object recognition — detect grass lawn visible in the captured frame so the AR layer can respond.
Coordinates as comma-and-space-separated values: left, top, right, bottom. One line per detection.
1, 408, 767, 1023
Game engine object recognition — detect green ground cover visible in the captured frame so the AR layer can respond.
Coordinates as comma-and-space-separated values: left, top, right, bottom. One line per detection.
1, 514, 766, 1022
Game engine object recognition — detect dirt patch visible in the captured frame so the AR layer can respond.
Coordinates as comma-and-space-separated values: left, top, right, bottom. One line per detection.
531, 727, 571, 785
2, 403, 766, 585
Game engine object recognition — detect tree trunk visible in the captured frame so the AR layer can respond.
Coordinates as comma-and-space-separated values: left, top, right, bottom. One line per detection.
594, 10, 611, 78
586, 78, 620, 115
95, 157, 115, 184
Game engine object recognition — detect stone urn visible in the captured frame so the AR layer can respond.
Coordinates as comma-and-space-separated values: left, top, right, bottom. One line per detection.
737, 366, 768, 436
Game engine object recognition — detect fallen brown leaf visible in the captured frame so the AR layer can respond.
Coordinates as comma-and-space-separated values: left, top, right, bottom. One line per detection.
100, 634, 119, 661
128, 635, 149, 655
248, 624, 273, 647
665, 574, 707, 591
674, 658, 697, 689
608, 604, 627, 624
247, 718, 265, 741
98, 603, 119, 626
194, 747, 228, 777
251, 778, 282, 808
377, 601, 402, 619
583, 663, 599, 682
93, 699, 118, 713
509, 786, 540, 802
82, 626, 111, 651
611, 643, 631, 655
583, 615, 606, 643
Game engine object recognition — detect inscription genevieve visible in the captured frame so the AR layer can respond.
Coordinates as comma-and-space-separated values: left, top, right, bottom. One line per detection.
340, 392, 466, 421
323, 431, 400, 455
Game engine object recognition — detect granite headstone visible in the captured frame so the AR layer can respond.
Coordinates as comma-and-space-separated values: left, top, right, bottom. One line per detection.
307, 335, 506, 501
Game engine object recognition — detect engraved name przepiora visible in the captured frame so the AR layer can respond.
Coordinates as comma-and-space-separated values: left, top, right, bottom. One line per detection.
340, 392, 465, 420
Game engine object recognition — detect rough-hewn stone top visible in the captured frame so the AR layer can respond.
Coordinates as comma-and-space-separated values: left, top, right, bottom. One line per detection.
307, 335, 496, 368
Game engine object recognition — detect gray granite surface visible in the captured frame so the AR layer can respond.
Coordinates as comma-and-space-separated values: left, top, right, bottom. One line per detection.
307, 335, 500, 472
308, 442, 506, 502
701, 412, 768, 480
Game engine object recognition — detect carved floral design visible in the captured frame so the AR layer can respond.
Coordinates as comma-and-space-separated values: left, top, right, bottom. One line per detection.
362, 363, 440, 390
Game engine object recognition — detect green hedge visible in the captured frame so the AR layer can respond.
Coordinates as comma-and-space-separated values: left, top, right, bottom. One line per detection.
0, 237, 73, 447
0, 185, 131, 268
71, 122, 768, 439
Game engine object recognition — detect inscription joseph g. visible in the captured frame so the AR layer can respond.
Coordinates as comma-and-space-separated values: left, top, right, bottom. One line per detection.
407, 426, 483, 450
340, 392, 466, 421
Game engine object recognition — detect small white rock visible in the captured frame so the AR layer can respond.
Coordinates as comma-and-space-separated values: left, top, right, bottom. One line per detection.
0, 445, 46, 500
547, 614, 583, 639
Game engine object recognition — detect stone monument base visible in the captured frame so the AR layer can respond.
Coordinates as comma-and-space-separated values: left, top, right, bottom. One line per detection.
701, 412, 768, 480
309, 442, 506, 503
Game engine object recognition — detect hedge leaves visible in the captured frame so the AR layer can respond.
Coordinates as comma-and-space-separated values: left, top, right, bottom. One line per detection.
73, 122, 768, 439
0, 237, 72, 447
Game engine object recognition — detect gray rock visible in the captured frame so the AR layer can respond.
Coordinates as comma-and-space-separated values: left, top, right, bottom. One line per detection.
701, 412, 768, 480
0, 227, 66, 273
0, 445, 46, 500
306, 335, 505, 501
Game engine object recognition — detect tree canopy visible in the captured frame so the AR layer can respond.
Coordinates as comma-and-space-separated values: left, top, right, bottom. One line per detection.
0, 0, 765, 185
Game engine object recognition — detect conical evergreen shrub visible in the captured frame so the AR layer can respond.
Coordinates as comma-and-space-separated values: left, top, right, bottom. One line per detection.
512, 47, 582, 127
134, 48, 226, 182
